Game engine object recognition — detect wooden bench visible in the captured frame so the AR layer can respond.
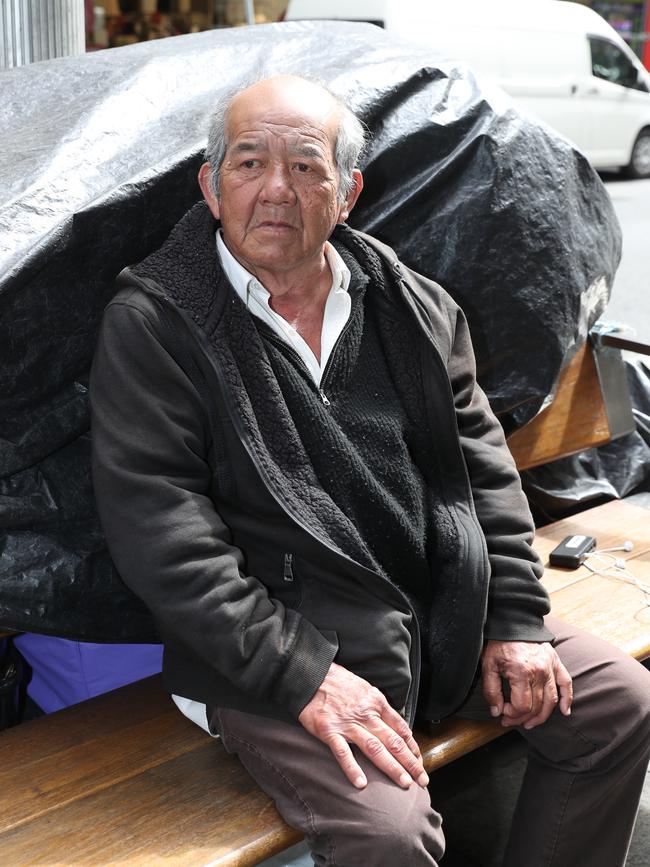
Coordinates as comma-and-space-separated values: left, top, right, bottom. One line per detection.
1, 336, 647, 866
506, 334, 635, 470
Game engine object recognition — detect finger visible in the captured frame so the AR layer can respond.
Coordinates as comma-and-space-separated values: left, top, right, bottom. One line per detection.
505, 677, 534, 719
374, 721, 429, 787
528, 675, 547, 718
408, 734, 422, 760
522, 676, 559, 730
354, 725, 419, 789
555, 660, 573, 715
481, 666, 505, 717
501, 712, 535, 728
409, 738, 424, 767
501, 719, 526, 729
381, 705, 422, 759
326, 733, 368, 789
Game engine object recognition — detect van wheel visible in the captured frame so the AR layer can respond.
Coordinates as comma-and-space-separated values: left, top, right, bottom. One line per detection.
626, 129, 650, 179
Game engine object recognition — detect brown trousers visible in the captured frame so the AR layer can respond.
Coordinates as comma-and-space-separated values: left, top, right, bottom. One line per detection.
210, 617, 650, 866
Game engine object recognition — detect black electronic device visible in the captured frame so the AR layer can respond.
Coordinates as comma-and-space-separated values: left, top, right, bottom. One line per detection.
548, 534, 597, 569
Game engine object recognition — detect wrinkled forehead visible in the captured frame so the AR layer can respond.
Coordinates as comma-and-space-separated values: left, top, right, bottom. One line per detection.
225, 80, 340, 156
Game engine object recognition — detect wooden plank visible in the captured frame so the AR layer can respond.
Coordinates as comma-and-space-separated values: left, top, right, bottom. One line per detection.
0, 676, 206, 833
536, 500, 650, 660
533, 499, 650, 594
0, 741, 301, 867
550, 570, 650, 660
418, 717, 503, 771
507, 342, 611, 471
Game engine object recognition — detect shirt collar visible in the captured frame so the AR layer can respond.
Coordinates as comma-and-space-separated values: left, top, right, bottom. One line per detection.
215, 229, 351, 306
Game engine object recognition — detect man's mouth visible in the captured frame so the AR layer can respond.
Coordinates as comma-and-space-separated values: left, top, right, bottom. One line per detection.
255, 219, 296, 230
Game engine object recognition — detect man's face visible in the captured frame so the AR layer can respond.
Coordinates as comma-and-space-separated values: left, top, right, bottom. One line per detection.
199, 78, 361, 281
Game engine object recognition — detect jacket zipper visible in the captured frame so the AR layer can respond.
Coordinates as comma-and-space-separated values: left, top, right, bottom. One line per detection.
128, 276, 434, 725
388, 268, 492, 644
393, 272, 491, 568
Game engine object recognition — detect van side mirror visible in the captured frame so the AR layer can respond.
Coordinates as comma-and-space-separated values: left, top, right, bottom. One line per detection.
636, 71, 650, 93
620, 67, 646, 91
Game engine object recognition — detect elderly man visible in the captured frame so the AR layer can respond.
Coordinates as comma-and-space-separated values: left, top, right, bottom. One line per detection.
91, 76, 650, 866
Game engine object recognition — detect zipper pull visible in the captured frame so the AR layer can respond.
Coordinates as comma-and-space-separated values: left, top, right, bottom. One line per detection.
319, 389, 331, 406
283, 553, 294, 582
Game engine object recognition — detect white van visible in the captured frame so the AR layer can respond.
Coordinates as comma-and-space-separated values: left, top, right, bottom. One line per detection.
285, 0, 650, 178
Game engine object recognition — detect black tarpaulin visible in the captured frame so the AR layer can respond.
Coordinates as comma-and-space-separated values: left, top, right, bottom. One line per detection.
0, 20, 621, 640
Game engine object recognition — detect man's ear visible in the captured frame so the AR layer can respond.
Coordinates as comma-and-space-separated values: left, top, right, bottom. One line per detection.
337, 169, 364, 223
198, 162, 220, 220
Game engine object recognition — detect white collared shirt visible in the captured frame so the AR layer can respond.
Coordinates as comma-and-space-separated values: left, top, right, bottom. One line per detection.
171, 230, 353, 735
216, 230, 352, 387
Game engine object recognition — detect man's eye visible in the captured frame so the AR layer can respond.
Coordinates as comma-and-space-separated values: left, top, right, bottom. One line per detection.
294, 163, 311, 173
242, 159, 259, 169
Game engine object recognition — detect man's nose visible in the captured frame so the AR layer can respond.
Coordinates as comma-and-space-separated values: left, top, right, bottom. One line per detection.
260, 163, 297, 205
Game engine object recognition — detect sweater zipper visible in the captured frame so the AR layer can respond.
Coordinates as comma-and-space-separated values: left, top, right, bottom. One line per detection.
136, 283, 422, 725
318, 312, 357, 395
391, 272, 492, 655
260, 329, 332, 407
259, 304, 358, 407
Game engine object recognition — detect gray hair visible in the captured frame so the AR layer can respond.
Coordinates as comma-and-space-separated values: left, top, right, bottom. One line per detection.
203, 76, 367, 204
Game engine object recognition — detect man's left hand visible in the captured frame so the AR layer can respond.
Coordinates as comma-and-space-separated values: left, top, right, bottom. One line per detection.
481, 640, 573, 730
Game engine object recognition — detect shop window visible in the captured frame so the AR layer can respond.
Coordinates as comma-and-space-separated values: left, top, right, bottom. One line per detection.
87, 1, 289, 50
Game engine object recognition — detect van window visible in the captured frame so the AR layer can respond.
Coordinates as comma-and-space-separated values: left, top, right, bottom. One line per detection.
589, 36, 649, 92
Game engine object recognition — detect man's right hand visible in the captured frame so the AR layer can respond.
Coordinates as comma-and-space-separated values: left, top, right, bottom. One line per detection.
298, 662, 429, 790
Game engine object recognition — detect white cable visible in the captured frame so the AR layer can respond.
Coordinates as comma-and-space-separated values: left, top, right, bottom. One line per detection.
593, 541, 634, 554
583, 552, 650, 606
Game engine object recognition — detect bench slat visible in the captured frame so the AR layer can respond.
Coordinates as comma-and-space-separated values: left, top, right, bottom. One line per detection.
418, 717, 503, 770
0, 740, 300, 866
506, 341, 612, 470
0, 676, 205, 834
532, 498, 650, 587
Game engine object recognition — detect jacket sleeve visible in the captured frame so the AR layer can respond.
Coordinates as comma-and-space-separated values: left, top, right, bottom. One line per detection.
446, 303, 553, 643
90, 291, 337, 718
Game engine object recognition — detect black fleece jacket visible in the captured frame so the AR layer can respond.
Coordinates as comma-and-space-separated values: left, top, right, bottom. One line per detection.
90, 202, 551, 725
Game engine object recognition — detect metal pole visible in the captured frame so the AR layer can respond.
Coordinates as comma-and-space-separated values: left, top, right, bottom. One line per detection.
1, 0, 85, 69
244, 0, 255, 26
